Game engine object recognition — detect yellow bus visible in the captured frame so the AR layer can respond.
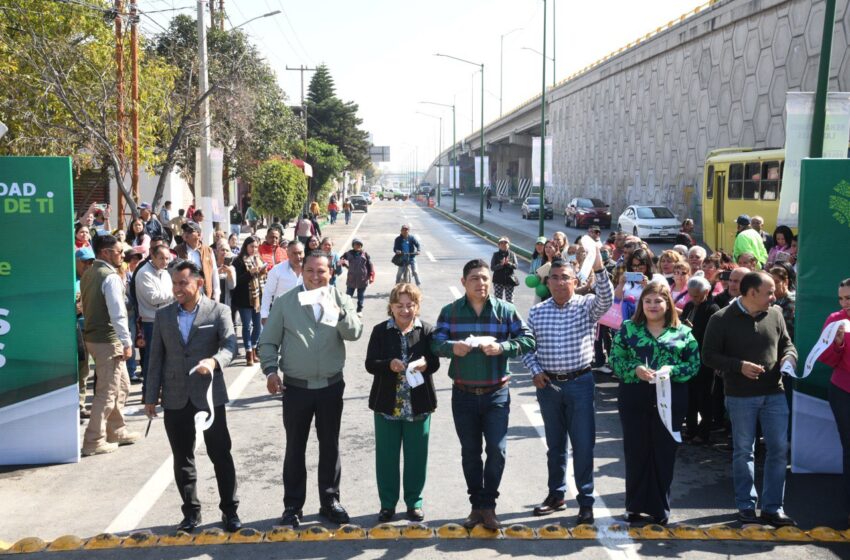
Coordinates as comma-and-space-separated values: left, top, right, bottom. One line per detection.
702, 147, 785, 252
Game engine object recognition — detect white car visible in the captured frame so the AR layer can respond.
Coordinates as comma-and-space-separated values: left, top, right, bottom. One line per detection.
617, 205, 680, 240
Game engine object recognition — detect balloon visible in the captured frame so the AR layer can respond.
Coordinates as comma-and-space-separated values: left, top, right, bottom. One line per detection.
535, 284, 550, 299
525, 275, 540, 288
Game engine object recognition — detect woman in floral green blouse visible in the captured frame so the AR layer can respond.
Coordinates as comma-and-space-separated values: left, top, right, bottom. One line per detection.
610, 280, 700, 525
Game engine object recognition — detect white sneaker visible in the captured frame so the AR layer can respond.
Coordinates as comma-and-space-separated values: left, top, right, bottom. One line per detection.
81, 442, 119, 457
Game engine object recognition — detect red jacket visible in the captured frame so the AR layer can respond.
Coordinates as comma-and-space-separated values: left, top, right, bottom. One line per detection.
258, 242, 287, 271
818, 310, 850, 393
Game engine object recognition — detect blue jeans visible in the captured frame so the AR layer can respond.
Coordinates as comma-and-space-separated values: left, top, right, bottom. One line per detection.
346, 286, 365, 312
230, 224, 241, 236
344, 211, 351, 224
536, 372, 596, 507
451, 385, 510, 509
237, 308, 261, 351
726, 393, 789, 513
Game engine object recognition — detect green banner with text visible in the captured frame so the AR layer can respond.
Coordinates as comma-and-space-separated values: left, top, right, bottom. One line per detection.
0, 156, 77, 408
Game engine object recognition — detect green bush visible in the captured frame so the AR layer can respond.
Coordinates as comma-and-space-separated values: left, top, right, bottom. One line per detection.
251, 159, 307, 223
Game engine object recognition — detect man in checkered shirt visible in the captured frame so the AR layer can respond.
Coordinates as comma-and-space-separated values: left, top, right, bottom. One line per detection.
522, 251, 612, 525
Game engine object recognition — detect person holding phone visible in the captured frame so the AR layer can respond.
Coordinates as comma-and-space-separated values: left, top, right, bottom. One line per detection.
766, 225, 794, 269
615, 249, 654, 321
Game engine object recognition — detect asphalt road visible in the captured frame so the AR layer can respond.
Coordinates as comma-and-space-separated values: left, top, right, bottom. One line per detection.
0, 198, 845, 559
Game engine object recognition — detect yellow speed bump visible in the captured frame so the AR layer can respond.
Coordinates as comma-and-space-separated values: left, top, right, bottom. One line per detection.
368, 523, 399, 540
266, 526, 299, 542
401, 523, 433, 539
228, 528, 264, 544
598, 523, 630, 541
334, 525, 366, 540
572, 524, 598, 539
503, 524, 534, 539
740, 525, 776, 541
538, 523, 570, 539
158, 531, 195, 546
83, 533, 123, 550
774, 526, 812, 542
46, 535, 84, 551
809, 526, 847, 542
705, 525, 742, 540
436, 523, 468, 539
640, 524, 670, 540
300, 525, 332, 541
7, 537, 47, 554
194, 528, 228, 546
122, 531, 159, 548
671, 525, 707, 540
469, 525, 501, 539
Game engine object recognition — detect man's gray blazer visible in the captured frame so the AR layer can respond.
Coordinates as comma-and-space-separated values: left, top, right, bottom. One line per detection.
145, 297, 237, 410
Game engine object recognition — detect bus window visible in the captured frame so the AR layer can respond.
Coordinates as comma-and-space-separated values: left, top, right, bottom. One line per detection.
743, 162, 761, 199
706, 165, 714, 199
761, 161, 781, 200
729, 163, 743, 199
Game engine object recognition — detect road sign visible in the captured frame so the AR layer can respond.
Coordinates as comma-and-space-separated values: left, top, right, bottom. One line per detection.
370, 146, 391, 162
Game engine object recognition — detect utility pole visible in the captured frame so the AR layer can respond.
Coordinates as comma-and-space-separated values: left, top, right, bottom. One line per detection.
197, 0, 213, 243
129, 2, 140, 208
114, 0, 126, 229
219, 0, 225, 31
286, 65, 317, 202
539, 0, 548, 237
810, 0, 837, 157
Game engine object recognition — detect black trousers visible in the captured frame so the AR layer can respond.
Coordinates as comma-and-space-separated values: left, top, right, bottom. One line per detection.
618, 381, 687, 521
686, 366, 714, 440
282, 380, 345, 510
164, 403, 238, 517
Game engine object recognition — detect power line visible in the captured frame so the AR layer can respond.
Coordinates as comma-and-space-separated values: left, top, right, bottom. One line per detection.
275, 0, 313, 65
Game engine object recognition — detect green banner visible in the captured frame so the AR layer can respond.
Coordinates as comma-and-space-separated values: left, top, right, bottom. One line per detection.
795, 158, 850, 400
0, 156, 77, 408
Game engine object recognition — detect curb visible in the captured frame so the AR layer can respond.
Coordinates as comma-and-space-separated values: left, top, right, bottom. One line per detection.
427, 206, 533, 262
3, 523, 849, 552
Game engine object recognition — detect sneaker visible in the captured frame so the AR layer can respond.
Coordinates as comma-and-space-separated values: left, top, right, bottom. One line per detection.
109, 431, 141, 446
81, 442, 119, 456
594, 365, 612, 374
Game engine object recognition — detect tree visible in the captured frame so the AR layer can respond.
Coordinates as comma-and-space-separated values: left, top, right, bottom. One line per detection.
306, 65, 370, 171
251, 159, 307, 223
305, 138, 348, 201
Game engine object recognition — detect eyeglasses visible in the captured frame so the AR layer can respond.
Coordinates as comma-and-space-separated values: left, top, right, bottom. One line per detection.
673, 271, 688, 276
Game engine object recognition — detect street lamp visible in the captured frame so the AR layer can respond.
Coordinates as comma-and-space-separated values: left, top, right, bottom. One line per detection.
521, 46, 555, 88
419, 100, 457, 212
416, 111, 443, 207
500, 27, 523, 117
231, 10, 281, 30
436, 53, 486, 225
537, 0, 548, 237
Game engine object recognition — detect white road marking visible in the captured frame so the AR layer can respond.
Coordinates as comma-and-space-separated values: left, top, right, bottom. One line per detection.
426, 251, 436, 262
341, 212, 368, 251
522, 403, 640, 560
449, 286, 462, 299
104, 364, 261, 534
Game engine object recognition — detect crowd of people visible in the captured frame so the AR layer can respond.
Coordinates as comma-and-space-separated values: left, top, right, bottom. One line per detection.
71, 197, 850, 535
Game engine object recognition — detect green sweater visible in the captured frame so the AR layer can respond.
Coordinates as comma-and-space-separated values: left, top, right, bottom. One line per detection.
258, 285, 362, 388
702, 299, 797, 397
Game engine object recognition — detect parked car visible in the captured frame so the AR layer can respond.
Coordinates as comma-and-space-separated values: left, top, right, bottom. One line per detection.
350, 195, 369, 212
617, 205, 679, 240
521, 196, 554, 220
440, 186, 455, 197
564, 197, 611, 228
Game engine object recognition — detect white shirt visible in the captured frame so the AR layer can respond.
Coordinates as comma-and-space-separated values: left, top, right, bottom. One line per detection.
96, 260, 132, 347
261, 261, 303, 319
135, 260, 174, 322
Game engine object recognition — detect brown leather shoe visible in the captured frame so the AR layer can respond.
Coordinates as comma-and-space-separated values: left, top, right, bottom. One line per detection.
479, 508, 501, 530
533, 495, 566, 516
252, 348, 259, 364
246, 350, 254, 366
462, 509, 483, 529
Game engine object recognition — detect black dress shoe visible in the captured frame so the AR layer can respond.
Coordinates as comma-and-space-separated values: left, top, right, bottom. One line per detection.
736, 509, 758, 524
221, 513, 242, 532
623, 512, 644, 523
651, 516, 668, 526
279, 507, 303, 528
177, 512, 202, 533
533, 495, 566, 516
406, 508, 425, 522
378, 508, 395, 522
760, 510, 796, 527
576, 506, 594, 525
319, 499, 350, 524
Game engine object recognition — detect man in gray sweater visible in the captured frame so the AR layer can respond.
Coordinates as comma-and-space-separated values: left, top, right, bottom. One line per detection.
703, 271, 797, 527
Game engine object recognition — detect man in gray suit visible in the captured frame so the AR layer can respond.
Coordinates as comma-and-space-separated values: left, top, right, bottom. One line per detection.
144, 260, 240, 533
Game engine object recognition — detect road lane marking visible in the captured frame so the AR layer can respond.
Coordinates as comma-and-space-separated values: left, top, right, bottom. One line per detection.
449, 287, 462, 299
426, 251, 436, 262
341, 212, 367, 251
522, 403, 640, 560
104, 364, 260, 534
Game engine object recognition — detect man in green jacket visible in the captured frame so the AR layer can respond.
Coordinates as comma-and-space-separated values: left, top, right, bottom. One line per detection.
258, 251, 362, 528
732, 215, 768, 268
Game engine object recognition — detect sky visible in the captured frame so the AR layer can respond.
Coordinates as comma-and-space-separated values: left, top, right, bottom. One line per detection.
139, 0, 707, 173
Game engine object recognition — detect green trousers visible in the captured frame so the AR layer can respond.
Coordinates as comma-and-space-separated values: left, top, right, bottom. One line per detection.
374, 412, 431, 509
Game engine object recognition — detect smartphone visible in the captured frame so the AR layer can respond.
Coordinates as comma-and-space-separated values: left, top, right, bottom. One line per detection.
95, 203, 108, 211
775, 250, 790, 263
625, 271, 644, 283
719, 270, 732, 281
224, 255, 233, 265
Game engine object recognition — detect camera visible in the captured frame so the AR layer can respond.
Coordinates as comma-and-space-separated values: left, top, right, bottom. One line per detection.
719, 270, 732, 281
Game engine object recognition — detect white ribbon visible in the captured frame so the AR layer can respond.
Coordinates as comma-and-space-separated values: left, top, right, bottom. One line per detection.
188, 365, 215, 431
651, 366, 681, 443
800, 319, 850, 379
577, 236, 597, 283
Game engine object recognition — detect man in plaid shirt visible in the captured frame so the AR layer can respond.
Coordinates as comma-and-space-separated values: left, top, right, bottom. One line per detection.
522, 252, 612, 525
432, 258, 535, 530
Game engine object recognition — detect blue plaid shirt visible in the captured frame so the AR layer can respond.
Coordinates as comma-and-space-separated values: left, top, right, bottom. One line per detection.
522, 270, 613, 376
